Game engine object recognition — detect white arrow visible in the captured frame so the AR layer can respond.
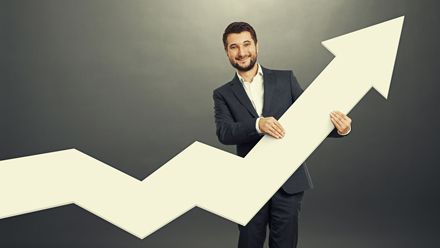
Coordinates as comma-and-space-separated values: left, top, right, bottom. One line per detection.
0, 16, 404, 239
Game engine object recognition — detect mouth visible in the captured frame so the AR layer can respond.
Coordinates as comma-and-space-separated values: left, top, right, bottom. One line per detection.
236, 56, 250, 63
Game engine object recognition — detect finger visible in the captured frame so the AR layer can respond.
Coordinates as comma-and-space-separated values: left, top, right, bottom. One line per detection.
335, 111, 352, 127
332, 111, 345, 122
264, 119, 283, 137
330, 115, 343, 130
332, 112, 348, 128
344, 114, 352, 124
266, 128, 280, 139
335, 111, 351, 123
331, 118, 343, 132
269, 125, 283, 138
262, 123, 275, 137
271, 122, 284, 136
333, 116, 350, 133
336, 114, 351, 130
334, 110, 345, 116
273, 120, 285, 134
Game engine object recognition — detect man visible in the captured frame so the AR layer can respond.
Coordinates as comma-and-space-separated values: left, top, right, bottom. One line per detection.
213, 22, 352, 248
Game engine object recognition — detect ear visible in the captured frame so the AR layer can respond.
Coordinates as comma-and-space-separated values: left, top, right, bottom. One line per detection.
256, 42, 259, 53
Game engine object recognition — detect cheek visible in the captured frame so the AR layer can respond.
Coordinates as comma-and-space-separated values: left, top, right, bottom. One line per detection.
227, 52, 237, 60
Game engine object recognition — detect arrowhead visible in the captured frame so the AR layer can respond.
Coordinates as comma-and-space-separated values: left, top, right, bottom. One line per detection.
322, 16, 404, 99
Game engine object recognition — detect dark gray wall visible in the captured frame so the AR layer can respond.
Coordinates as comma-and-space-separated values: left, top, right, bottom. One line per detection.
1, 0, 439, 247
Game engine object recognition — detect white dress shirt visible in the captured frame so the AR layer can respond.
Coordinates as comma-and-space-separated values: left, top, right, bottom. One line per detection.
236, 64, 264, 133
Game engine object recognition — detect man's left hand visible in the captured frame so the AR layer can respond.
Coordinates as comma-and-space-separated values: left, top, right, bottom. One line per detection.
330, 111, 352, 136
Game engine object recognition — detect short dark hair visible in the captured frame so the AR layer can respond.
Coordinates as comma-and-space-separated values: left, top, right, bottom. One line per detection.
222, 22, 258, 50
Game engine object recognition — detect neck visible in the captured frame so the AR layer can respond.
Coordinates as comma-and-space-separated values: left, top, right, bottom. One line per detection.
237, 63, 258, 82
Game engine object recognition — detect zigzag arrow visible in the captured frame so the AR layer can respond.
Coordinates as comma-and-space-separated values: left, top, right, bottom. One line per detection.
0, 16, 404, 239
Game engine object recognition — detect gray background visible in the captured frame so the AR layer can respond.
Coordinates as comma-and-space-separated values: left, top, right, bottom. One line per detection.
1, 0, 439, 247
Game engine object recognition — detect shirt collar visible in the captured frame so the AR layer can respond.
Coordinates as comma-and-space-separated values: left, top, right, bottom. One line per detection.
236, 63, 263, 83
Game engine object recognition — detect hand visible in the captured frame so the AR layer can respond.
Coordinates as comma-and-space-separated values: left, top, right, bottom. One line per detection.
258, 117, 285, 139
330, 111, 352, 135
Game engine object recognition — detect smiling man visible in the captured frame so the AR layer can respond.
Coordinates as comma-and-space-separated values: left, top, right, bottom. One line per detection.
213, 22, 352, 248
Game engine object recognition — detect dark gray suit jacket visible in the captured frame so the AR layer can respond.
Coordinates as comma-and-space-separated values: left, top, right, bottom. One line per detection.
213, 66, 343, 194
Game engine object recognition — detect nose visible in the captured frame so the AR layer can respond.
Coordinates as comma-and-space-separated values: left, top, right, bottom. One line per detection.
238, 47, 246, 58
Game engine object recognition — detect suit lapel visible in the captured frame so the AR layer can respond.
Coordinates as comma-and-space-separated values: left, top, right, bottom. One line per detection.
262, 67, 276, 116
230, 75, 259, 118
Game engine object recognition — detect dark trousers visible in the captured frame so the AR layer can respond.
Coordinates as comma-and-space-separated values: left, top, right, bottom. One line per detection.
238, 189, 304, 248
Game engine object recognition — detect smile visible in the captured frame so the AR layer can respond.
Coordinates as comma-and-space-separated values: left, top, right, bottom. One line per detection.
236, 56, 250, 62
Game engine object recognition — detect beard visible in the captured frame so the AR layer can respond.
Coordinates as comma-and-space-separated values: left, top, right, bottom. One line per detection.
230, 54, 258, 72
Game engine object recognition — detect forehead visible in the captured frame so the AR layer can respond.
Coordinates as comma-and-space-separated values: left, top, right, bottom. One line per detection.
227, 31, 254, 45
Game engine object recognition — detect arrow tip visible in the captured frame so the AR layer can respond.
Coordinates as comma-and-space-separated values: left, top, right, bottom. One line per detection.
323, 16, 405, 99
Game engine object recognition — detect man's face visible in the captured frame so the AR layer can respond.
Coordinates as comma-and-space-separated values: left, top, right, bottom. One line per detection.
225, 31, 258, 72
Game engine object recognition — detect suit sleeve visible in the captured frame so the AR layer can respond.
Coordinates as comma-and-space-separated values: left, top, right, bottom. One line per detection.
213, 90, 262, 145
289, 71, 345, 138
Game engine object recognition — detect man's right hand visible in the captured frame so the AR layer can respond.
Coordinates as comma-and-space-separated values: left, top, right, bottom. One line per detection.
258, 117, 285, 139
